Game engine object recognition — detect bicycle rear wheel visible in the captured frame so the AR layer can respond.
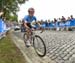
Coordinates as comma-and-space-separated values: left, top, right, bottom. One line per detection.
33, 35, 46, 57
23, 33, 28, 44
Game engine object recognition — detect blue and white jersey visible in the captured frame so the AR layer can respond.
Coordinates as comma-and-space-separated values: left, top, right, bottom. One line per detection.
23, 15, 37, 23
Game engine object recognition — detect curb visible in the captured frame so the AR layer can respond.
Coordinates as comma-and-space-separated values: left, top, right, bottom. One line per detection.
11, 34, 33, 63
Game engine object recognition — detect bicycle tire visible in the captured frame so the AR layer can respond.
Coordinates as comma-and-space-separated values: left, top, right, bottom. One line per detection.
33, 35, 46, 57
23, 33, 27, 43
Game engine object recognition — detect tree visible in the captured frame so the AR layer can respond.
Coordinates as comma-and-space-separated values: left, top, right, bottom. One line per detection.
0, 0, 28, 21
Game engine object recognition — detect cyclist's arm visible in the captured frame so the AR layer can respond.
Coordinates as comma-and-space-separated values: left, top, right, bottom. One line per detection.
23, 20, 30, 29
35, 21, 41, 27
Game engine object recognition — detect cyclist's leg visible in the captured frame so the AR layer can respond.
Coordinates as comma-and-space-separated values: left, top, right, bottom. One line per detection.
25, 23, 32, 47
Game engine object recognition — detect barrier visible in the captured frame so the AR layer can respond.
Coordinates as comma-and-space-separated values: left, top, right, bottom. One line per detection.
0, 19, 7, 39
35, 19, 75, 29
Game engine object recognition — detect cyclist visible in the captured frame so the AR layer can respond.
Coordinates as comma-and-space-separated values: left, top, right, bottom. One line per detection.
23, 7, 37, 47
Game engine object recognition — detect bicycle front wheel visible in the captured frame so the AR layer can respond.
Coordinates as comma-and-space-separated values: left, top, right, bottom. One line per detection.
33, 35, 46, 57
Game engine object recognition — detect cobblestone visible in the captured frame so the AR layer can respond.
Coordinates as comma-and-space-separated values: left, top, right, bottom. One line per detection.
35, 31, 75, 63
14, 30, 75, 63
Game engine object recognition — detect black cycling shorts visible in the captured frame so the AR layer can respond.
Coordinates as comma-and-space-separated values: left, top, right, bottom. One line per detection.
26, 23, 32, 28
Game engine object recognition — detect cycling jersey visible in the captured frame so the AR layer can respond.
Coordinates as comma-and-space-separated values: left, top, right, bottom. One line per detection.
23, 15, 37, 23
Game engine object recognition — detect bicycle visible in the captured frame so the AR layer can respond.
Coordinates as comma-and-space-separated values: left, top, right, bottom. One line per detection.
23, 28, 46, 57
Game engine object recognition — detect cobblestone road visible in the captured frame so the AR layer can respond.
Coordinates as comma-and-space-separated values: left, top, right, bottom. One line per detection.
14, 30, 75, 63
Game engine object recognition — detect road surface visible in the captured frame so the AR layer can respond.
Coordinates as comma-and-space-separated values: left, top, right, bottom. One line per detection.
13, 30, 75, 63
